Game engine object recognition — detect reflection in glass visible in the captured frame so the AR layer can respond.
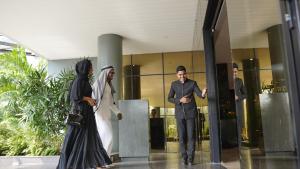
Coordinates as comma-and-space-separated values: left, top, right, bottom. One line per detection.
132, 54, 163, 75
122, 51, 209, 154
192, 51, 206, 72
164, 52, 193, 73
165, 115, 179, 153
256, 48, 272, 69
192, 73, 208, 106
226, 0, 297, 168
260, 70, 273, 91
140, 75, 164, 108
122, 55, 131, 69
164, 74, 178, 108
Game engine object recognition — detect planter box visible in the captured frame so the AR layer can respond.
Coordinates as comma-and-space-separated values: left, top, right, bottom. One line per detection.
0, 156, 59, 168
259, 93, 295, 153
119, 100, 149, 159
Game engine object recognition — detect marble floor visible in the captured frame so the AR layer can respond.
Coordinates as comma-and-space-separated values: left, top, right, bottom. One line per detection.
221, 146, 299, 169
113, 152, 225, 169
239, 147, 299, 169
0, 152, 224, 169
1, 141, 299, 169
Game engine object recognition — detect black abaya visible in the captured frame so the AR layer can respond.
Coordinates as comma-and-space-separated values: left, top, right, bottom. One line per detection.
57, 59, 112, 169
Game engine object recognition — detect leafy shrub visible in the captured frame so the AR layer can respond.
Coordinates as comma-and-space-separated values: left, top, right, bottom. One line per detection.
0, 48, 75, 155
0, 122, 12, 155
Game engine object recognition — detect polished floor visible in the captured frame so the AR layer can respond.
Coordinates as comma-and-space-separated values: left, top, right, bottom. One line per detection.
113, 152, 225, 169
221, 146, 299, 169
1, 141, 299, 169
240, 147, 299, 169
1, 152, 224, 169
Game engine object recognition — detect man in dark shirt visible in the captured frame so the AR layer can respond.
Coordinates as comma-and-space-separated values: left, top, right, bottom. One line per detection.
233, 63, 247, 147
168, 65, 207, 166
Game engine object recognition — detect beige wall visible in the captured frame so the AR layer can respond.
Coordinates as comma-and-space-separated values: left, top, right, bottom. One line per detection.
122, 51, 207, 108
122, 48, 273, 108
232, 48, 273, 85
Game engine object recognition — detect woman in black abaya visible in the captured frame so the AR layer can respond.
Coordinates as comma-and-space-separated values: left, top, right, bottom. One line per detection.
57, 59, 112, 169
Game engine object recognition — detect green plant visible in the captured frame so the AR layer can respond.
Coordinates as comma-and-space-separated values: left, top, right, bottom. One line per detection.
261, 80, 287, 94
0, 48, 75, 155
6, 129, 28, 155
0, 122, 12, 155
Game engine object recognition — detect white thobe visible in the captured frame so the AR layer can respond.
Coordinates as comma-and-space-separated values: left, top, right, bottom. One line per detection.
95, 82, 121, 156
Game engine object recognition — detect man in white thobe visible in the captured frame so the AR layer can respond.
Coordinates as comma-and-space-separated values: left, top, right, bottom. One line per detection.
92, 65, 122, 156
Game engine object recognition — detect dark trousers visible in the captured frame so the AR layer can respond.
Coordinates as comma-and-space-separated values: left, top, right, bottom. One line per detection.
176, 118, 195, 162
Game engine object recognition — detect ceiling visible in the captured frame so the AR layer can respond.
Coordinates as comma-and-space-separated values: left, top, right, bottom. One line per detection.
0, 0, 281, 60
226, 0, 282, 49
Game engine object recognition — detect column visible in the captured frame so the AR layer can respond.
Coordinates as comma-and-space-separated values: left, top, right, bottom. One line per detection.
97, 34, 123, 154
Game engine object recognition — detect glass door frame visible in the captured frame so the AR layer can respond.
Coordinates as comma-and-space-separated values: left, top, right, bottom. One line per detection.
203, 0, 300, 164
280, 0, 300, 162
202, 0, 225, 163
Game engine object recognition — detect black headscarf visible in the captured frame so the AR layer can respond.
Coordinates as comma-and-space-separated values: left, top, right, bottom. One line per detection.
70, 59, 92, 105
75, 59, 92, 80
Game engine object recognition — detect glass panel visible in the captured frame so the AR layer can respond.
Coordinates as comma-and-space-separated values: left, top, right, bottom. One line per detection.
164, 108, 175, 116
132, 53, 162, 75
140, 75, 164, 108
256, 48, 272, 69
165, 115, 179, 153
122, 55, 131, 98
149, 106, 163, 118
164, 51, 193, 74
164, 74, 178, 108
159, 107, 166, 116
260, 70, 273, 91
200, 106, 210, 152
212, 2, 237, 162
122, 55, 131, 68
232, 49, 254, 68
227, 0, 298, 168
192, 51, 206, 72
239, 70, 245, 81
165, 115, 178, 140
192, 73, 208, 106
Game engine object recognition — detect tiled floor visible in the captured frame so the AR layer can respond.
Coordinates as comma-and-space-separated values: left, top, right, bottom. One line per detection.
1, 141, 299, 169
1, 152, 224, 169
221, 146, 299, 169
113, 152, 225, 169
239, 147, 299, 169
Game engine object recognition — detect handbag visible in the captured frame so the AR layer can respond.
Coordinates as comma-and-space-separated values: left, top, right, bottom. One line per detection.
65, 103, 84, 126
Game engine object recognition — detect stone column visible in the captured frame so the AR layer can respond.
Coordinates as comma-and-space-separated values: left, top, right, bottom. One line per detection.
97, 34, 122, 154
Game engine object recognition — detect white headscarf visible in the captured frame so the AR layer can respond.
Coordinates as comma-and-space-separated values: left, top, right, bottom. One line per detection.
92, 65, 115, 111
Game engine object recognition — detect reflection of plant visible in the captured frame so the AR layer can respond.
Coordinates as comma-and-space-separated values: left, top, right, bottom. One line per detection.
261, 81, 274, 93
167, 125, 177, 139
204, 127, 209, 137
166, 116, 178, 139
261, 80, 287, 94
